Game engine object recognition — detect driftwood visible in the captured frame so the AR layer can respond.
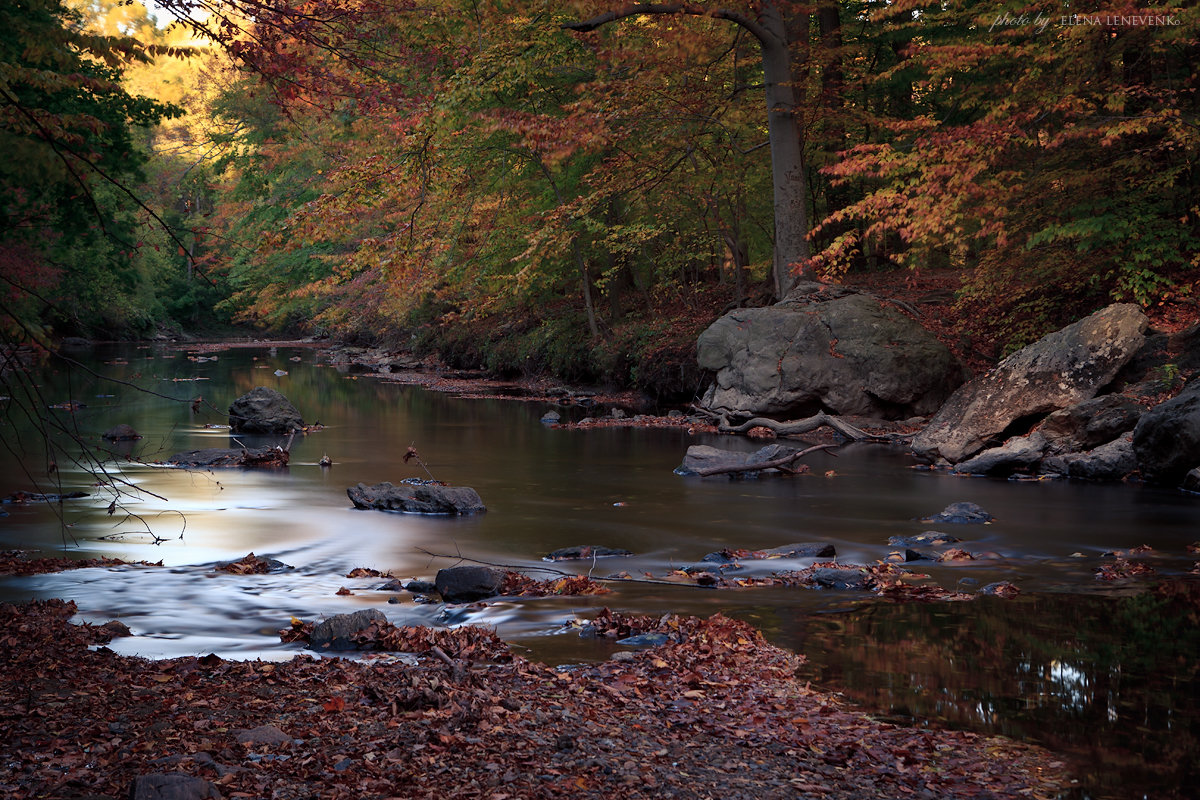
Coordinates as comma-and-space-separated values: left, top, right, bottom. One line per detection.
703, 411, 912, 443
693, 442, 836, 477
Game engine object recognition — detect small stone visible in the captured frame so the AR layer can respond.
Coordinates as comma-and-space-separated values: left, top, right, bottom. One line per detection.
234, 725, 291, 747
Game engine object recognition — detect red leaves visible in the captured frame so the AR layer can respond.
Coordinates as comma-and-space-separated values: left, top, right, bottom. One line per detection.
0, 599, 1069, 799
0, 552, 156, 576
499, 571, 611, 597
214, 553, 273, 574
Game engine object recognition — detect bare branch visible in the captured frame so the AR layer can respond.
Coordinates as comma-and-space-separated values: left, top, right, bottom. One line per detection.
562, 3, 774, 47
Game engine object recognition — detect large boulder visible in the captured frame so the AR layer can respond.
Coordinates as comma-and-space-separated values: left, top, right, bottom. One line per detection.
697, 284, 968, 420
1055, 434, 1138, 481
952, 432, 1047, 476
1037, 395, 1144, 454
228, 387, 304, 434
347, 481, 486, 515
1132, 381, 1200, 485
912, 304, 1147, 464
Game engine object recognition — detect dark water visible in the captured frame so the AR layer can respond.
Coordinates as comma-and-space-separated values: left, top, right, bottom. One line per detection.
1, 342, 1198, 799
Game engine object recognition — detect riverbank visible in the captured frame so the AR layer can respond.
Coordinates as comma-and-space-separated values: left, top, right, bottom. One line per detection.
0, 597, 1071, 800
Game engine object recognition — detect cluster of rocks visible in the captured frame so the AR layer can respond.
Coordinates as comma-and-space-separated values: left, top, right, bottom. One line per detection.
696, 291, 1200, 490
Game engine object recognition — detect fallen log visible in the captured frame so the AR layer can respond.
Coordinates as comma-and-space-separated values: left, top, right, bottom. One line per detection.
693, 442, 836, 477
707, 411, 911, 443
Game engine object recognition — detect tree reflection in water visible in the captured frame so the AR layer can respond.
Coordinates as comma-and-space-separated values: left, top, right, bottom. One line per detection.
789, 581, 1200, 799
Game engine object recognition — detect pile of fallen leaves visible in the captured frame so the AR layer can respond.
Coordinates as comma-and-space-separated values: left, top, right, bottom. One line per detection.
280, 615, 512, 662
500, 571, 612, 597
0, 599, 1069, 800
0, 551, 157, 576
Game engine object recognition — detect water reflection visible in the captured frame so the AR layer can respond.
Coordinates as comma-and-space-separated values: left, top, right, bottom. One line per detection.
1, 342, 1198, 799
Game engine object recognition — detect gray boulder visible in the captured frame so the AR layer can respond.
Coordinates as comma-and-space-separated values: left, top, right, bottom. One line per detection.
1183, 467, 1200, 493
1133, 381, 1200, 485
1056, 434, 1137, 481
310, 609, 386, 650
228, 387, 304, 434
912, 304, 1147, 463
808, 567, 871, 590
1038, 395, 1144, 454
676, 443, 804, 476
697, 285, 967, 420
953, 432, 1047, 475
921, 502, 993, 524
435, 566, 504, 602
347, 481, 486, 515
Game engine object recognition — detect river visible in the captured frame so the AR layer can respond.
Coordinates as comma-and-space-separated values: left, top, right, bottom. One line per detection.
1, 341, 1197, 799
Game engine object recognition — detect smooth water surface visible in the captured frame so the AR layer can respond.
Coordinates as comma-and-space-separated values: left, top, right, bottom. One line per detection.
1, 342, 1197, 799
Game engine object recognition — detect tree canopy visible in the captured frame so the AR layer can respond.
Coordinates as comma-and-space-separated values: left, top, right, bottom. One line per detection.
3, 0, 1196, 378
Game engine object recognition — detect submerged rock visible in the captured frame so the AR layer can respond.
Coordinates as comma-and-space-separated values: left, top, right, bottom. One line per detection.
887, 532, 962, 547
347, 481, 486, 515
228, 387, 305, 434
921, 502, 993, 524
912, 304, 1147, 464
545, 545, 633, 561
697, 284, 967, 420
700, 543, 836, 563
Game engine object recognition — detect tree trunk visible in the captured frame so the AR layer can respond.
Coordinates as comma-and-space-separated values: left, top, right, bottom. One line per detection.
563, 1, 812, 301
758, 3, 811, 299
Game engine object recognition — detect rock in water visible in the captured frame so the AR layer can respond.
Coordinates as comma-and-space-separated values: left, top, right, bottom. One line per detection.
228, 387, 305, 434
347, 481, 486, 515
101, 423, 141, 441
309, 609, 387, 650
167, 447, 289, 468
697, 284, 967, 420
435, 566, 504, 602
921, 502, 993, 524
912, 304, 1147, 464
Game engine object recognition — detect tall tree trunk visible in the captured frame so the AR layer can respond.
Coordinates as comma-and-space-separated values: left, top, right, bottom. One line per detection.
563, 1, 813, 301
758, 3, 811, 298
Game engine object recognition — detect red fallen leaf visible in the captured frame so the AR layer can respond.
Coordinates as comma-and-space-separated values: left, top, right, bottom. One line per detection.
1095, 558, 1157, 581
335, 587, 352, 595
216, 553, 272, 574
323, 696, 346, 712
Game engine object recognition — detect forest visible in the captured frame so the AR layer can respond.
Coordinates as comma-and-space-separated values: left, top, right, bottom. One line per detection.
2, 0, 1197, 392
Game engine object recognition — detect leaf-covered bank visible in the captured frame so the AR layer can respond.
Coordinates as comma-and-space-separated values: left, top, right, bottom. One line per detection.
0, 599, 1070, 799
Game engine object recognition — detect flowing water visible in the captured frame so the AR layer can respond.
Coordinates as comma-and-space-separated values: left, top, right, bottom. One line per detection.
1, 342, 1197, 799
